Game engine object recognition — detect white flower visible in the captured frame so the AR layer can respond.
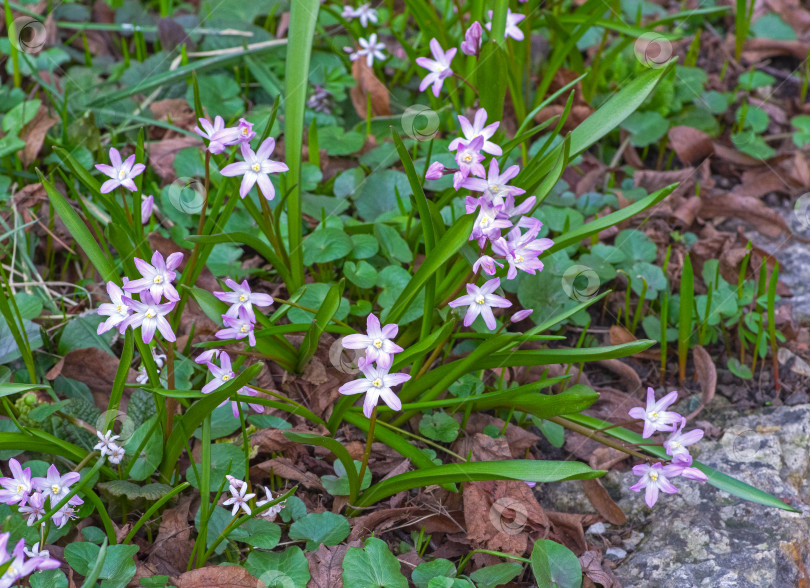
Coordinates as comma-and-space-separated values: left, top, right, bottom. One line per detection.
343, 3, 378, 27
256, 486, 286, 521
448, 278, 512, 331
107, 444, 125, 465
94, 430, 120, 457
349, 34, 386, 67
220, 138, 289, 200
223, 483, 255, 517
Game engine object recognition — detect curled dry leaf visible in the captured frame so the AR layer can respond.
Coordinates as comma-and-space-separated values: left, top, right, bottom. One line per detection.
580, 549, 622, 588
350, 58, 391, 119
20, 106, 58, 166
581, 478, 627, 525
173, 566, 259, 588
252, 457, 324, 490
306, 541, 363, 588
668, 126, 713, 166
688, 345, 716, 420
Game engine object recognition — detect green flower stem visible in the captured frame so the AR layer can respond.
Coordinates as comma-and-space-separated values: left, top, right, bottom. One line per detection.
357, 406, 378, 487
549, 416, 650, 461
123, 482, 191, 544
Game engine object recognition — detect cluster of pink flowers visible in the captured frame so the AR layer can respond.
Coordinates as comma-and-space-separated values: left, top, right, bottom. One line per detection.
628, 388, 708, 507
222, 475, 285, 519
94, 147, 153, 225
422, 108, 552, 330
0, 459, 83, 530
213, 278, 273, 347
417, 10, 526, 96
339, 314, 410, 418
195, 349, 264, 419
96, 251, 183, 345
195, 115, 288, 201
0, 533, 60, 588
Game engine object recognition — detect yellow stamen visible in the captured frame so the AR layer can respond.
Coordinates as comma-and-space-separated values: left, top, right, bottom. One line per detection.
649, 472, 658, 481
153, 275, 163, 284
373, 339, 382, 349
145, 310, 155, 319
251, 163, 261, 172
222, 374, 231, 381
372, 378, 382, 387
239, 294, 248, 302
475, 296, 485, 305
118, 169, 127, 180
51, 485, 60, 495
240, 325, 248, 333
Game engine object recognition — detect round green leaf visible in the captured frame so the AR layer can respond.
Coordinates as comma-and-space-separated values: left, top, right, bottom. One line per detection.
530, 539, 582, 588
289, 512, 350, 550
344, 260, 378, 289
342, 537, 408, 588
419, 412, 460, 443
303, 228, 353, 265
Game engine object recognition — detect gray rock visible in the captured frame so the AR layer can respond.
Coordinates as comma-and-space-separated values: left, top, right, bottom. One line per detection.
540, 405, 810, 587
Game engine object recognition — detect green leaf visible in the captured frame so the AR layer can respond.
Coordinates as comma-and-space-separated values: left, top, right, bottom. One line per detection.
615, 229, 657, 264
375, 223, 413, 264
418, 412, 460, 443
791, 115, 810, 148
288, 512, 350, 550
123, 416, 163, 481
29, 569, 68, 588
469, 562, 523, 588
621, 111, 668, 147
64, 542, 139, 588
238, 518, 282, 549
303, 228, 353, 265
13, 292, 43, 320
350, 233, 380, 259
0, 315, 43, 364
356, 460, 603, 507
344, 261, 378, 289
321, 459, 372, 496
246, 547, 311, 588
385, 214, 475, 325
58, 315, 114, 355
186, 443, 245, 491
39, 172, 116, 282
0, 382, 50, 398
342, 537, 408, 588
530, 539, 582, 588
96, 481, 173, 501
2, 99, 40, 135
737, 71, 775, 91
412, 559, 457, 588
286, 283, 349, 324
727, 357, 754, 379
353, 170, 413, 221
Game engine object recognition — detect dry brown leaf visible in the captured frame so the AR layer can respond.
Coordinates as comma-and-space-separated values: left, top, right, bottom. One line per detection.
306, 542, 362, 588
608, 326, 658, 360
668, 126, 713, 165
252, 423, 328, 458
595, 359, 642, 395
700, 192, 794, 239
689, 345, 717, 419
581, 479, 626, 525
173, 566, 258, 588
252, 457, 324, 490
147, 496, 193, 576
147, 137, 202, 183
464, 414, 541, 458
20, 106, 58, 166
45, 347, 137, 407
348, 507, 418, 542
350, 59, 391, 119
580, 550, 622, 588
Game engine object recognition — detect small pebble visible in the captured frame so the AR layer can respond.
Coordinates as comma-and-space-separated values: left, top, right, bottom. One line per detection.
605, 547, 627, 560
586, 522, 607, 534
